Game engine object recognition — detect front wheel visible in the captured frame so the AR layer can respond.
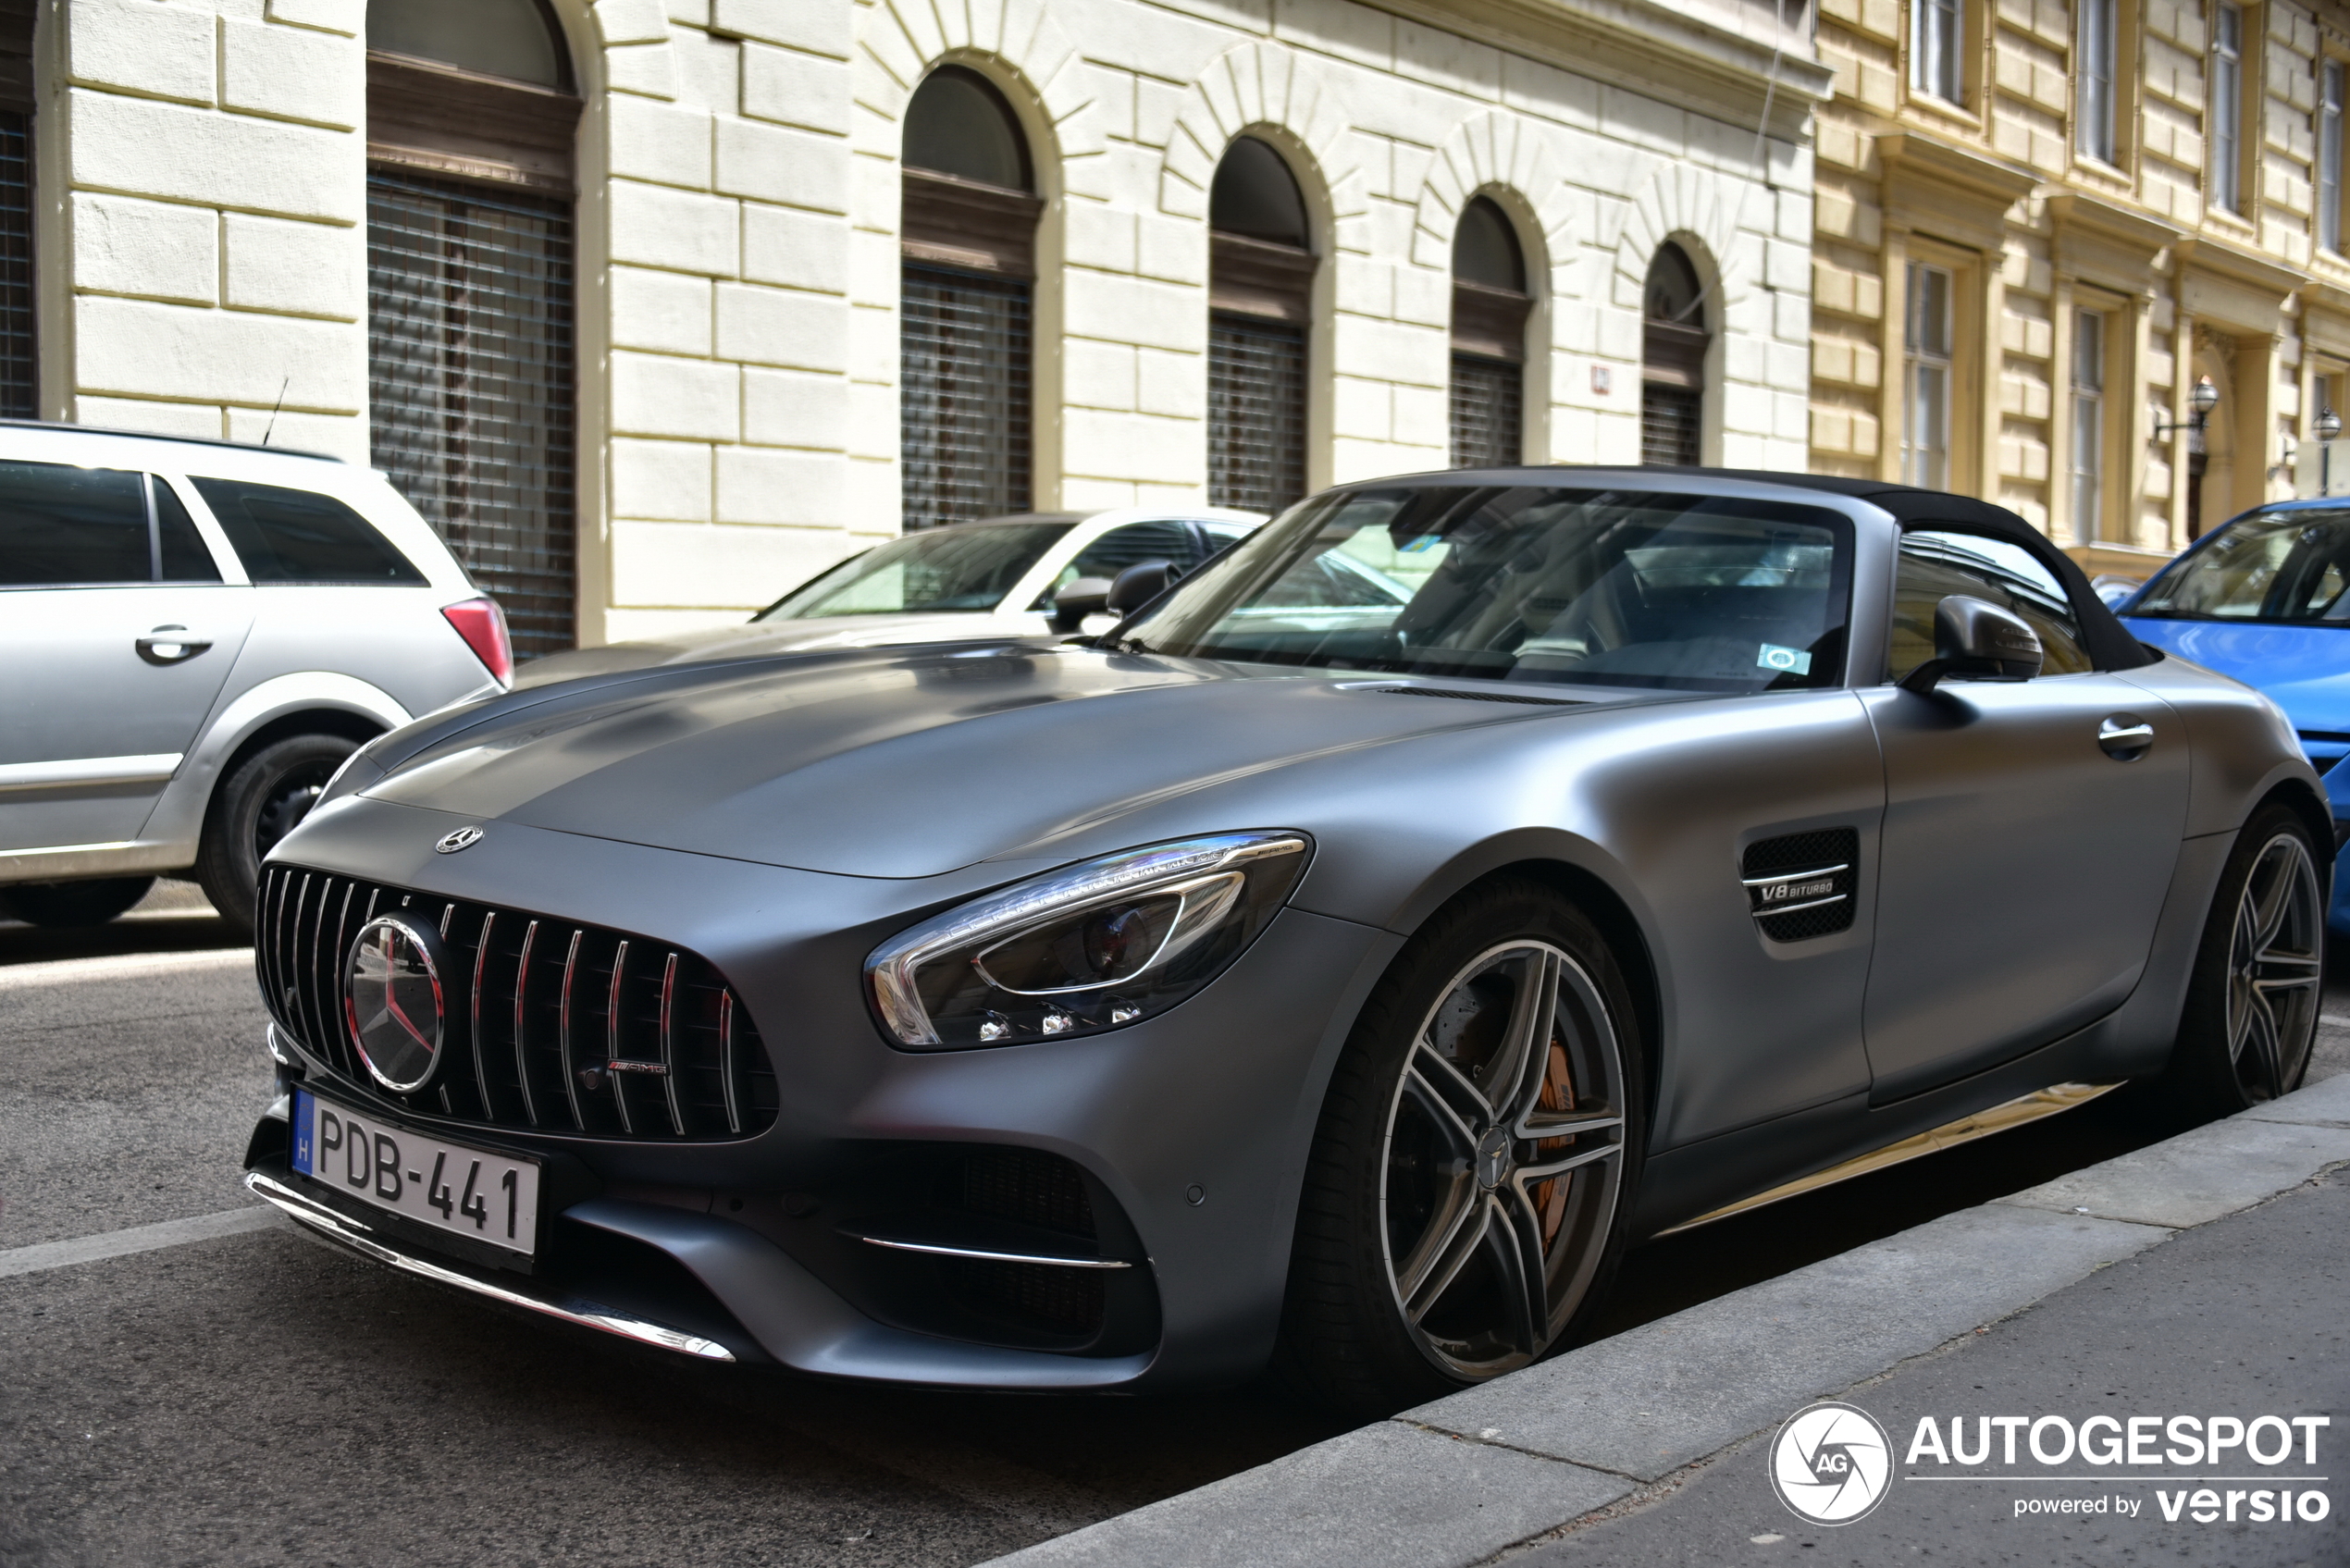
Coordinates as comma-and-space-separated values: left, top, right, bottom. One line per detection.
2162, 802, 2325, 1115
195, 734, 359, 938
1280, 880, 1645, 1417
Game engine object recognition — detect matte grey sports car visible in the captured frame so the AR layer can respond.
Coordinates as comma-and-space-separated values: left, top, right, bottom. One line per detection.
241, 468, 2326, 1414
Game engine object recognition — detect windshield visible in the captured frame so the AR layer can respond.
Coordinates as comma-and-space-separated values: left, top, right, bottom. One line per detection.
2133, 509, 2350, 623
1115, 486, 1851, 693
757, 522, 1072, 619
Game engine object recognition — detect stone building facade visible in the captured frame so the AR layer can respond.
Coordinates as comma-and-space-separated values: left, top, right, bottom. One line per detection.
1809, 0, 2350, 578
21, 0, 1818, 651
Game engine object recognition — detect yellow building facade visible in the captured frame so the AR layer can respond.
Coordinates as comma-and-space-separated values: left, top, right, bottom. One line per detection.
1808, 0, 2350, 578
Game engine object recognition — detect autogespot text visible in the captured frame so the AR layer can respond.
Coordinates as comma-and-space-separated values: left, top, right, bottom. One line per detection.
1903, 1413, 2333, 1526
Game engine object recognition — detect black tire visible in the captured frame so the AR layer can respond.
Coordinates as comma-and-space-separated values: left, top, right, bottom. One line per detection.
1278, 878, 1648, 1418
195, 734, 359, 937
2159, 801, 2326, 1117
0, 876, 156, 927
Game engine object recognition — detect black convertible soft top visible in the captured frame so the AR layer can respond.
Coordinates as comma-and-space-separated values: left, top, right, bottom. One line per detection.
1686, 469, 2154, 672
1440, 465, 2156, 673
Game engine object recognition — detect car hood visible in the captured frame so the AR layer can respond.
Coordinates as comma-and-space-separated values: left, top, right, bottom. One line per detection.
2121, 617, 2350, 736
361, 646, 1585, 878
512, 612, 1044, 688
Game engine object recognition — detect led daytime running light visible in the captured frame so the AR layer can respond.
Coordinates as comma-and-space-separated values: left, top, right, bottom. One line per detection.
868, 832, 1308, 1046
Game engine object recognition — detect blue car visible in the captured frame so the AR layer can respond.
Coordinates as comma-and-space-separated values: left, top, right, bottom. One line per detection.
2120, 498, 2350, 932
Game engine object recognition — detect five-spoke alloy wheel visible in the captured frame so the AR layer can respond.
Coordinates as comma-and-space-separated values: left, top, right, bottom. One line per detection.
1381, 940, 1629, 1380
2167, 802, 2325, 1115
1281, 880, 1644, 1415
2220, 827, 2323, 1103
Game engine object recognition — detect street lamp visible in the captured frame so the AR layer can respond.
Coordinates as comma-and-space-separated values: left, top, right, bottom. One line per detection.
2319, 405, 2343, 495
2155, 376, 2220, 441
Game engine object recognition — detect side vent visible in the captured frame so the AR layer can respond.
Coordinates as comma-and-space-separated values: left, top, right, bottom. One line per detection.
1741, 829, 1859, 943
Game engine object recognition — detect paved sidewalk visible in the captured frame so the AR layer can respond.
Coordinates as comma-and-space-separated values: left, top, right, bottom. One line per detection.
984, 1070, 2350, 1568
1525, 1170, 2348, 1565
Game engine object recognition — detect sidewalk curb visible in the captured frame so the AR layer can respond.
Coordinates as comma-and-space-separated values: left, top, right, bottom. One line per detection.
980, 1072, 2350, 1568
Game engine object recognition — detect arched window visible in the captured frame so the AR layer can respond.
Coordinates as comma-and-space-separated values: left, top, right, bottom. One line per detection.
1449, 196, 1530, 468
365, 0, 580, 656
900, 67, 1041, 529
1640, 243, 1709, 467
1207, 137, 1313, 512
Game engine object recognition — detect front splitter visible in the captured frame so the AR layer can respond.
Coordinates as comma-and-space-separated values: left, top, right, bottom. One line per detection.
243, 1170, 736, 1361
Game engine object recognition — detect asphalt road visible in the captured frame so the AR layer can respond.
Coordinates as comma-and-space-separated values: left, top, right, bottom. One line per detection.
5, 882, 2345, 1566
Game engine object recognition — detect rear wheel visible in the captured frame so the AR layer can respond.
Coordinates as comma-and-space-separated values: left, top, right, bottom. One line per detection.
195, 734, 359, 937
2163, 803, 2325, 1114
1280, 880, 1645, 1417
0, 877, 156, 927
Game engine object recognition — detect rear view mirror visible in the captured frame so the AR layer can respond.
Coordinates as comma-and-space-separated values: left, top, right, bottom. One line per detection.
1046, 576, 1113, 634
1899, 594, 2043, 695
1106, 559, 1181, 616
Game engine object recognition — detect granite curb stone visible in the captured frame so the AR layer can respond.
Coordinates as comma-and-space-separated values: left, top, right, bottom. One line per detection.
1400, 1204, 2163, 1480
982, 1419, 1630, 1568
979, 1074, 2350, 1568
2241, 1064, 2350, 1126
1994, 1116, 2350, 1228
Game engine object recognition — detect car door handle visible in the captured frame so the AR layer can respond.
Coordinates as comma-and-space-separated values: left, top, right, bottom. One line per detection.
135, 625, 213, 665
2098, 714, 2154, 760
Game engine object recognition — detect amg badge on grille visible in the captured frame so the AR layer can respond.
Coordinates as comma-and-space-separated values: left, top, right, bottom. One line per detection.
434, 825, 484, 854
343, 915, 446, 1093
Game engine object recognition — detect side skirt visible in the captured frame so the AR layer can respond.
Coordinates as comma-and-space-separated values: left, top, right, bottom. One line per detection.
1648, 1080, 2119, 1237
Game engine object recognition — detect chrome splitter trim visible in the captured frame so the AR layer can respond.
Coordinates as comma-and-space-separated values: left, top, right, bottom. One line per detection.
242, 1171, 736, 1362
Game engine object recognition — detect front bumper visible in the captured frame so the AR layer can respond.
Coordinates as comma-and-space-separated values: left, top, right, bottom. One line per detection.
244, 1167, 736, 1362
243, 799, 1398, 1389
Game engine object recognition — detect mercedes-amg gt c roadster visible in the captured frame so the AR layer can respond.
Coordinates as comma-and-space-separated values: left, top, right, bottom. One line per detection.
241, 468, 2324, 1414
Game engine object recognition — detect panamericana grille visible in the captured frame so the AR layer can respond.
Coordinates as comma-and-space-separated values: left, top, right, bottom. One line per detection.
260, 865, 776, 1141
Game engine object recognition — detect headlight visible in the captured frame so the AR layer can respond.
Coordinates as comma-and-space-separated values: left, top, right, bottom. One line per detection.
867, 832, 1311, 1048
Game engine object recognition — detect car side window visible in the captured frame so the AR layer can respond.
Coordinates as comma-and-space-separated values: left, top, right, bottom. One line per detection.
155, 479, 223, 582
0, 462, 155, 586
192, 476, 426, 586
1034, 521, 1206, 605
1889, 528, 2095, 679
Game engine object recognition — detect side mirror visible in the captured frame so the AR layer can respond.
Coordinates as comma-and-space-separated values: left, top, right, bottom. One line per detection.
1899, 594, 2044, 695
1046, 576, 1113, 634
1106, 559, 1181, 616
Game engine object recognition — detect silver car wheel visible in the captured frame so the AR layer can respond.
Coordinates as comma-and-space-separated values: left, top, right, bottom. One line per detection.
1378, 940, 1628, 1380
2226, 831, 2323, 1103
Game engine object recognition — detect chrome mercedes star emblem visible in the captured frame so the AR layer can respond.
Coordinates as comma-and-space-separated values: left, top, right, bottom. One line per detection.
343, 915, 446, 1093
434, 825, 484, 854
1475, 1124, 1513, 1191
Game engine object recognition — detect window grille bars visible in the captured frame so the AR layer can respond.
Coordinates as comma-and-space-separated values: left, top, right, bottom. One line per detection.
367, 168, 577, 659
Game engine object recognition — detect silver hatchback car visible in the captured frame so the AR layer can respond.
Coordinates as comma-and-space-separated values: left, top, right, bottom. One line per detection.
0, 422, 510, 933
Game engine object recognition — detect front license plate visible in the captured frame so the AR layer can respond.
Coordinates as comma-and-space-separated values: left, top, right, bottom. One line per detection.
290, 1089, 540, 1256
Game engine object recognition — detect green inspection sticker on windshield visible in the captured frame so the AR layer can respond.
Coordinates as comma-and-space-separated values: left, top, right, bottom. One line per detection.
1757, 643, 1812, 675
